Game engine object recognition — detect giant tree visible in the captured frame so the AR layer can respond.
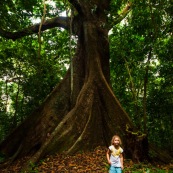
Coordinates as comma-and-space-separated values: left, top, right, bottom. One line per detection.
0, 0, 165, 170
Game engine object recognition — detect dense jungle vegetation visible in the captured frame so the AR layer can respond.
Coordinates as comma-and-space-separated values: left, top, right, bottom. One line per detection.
0, 0, 173, 171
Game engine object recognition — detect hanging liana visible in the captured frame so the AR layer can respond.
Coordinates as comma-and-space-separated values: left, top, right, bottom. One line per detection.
38, 0, 47, 62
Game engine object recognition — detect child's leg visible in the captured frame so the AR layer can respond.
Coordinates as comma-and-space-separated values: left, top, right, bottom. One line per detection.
109, 166, 116, 173
115, 167, 122, 173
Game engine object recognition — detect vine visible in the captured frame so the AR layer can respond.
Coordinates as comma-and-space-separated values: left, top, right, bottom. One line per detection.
38, 0, 47, 62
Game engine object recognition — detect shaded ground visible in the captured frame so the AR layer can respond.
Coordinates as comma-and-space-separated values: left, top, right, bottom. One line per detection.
0, 146, 173, 172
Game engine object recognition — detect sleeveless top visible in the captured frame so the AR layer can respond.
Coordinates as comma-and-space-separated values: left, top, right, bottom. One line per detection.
109, 145, 123, 167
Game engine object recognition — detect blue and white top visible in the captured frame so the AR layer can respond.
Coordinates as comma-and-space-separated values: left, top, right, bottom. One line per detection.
109, 145, 123, 167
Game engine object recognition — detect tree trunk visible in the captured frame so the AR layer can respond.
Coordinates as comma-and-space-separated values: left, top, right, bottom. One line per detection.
0, 1, 150, 171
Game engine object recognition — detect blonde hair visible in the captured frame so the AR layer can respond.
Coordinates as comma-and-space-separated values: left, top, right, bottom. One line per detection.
111, 135, 122, 145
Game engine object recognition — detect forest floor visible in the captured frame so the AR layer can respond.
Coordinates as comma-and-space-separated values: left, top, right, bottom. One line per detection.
0, 146, 173, 173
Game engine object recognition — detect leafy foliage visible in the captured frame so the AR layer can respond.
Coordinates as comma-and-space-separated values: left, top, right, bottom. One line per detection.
109, 0, 173, 153
0, 24, 72, 141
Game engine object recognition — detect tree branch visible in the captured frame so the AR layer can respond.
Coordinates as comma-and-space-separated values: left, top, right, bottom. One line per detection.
111, 2, 132, 27
0, 16, 70, 41
68, 0, 83, 15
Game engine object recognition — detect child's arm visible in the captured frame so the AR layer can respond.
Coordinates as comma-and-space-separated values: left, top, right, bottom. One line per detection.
120, 153, 124, 170
106, 149, 111, 165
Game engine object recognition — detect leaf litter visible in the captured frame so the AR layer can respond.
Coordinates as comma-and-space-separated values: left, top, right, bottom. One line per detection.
0, 146, 172, 172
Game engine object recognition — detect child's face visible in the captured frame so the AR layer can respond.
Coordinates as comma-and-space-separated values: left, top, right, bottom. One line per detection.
113, 137, 120, 146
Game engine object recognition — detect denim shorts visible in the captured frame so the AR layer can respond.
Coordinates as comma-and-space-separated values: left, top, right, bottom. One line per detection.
109, 166, 122, 173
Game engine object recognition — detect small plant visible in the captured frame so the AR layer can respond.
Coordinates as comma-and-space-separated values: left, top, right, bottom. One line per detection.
27, 161, 39, 173
103, 161, 110, 172
0, 152, 5, 163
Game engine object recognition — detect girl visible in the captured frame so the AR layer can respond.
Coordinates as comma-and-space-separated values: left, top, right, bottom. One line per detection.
106, 135, 124, 173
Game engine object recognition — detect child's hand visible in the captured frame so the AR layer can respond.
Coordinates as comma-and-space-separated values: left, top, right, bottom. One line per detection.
121, 165, 124, 170
108, 160, 111, 165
